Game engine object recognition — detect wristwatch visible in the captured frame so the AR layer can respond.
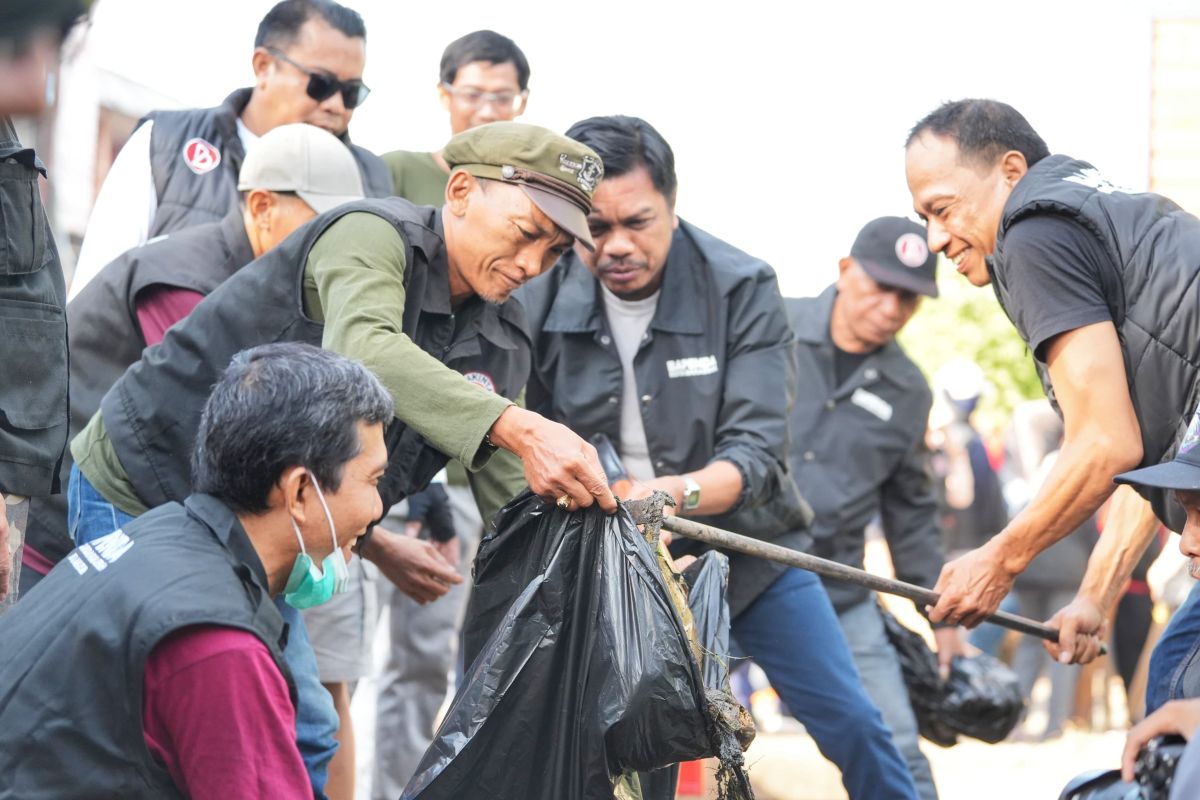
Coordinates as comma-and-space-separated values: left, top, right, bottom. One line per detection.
682, 476, 701, 511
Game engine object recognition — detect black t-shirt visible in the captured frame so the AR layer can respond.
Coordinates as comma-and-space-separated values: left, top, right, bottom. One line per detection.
833, 344, 871, 386
998, 214, 1116, 362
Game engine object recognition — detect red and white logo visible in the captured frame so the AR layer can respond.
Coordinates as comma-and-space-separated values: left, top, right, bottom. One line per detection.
181, 138, 221, 175
463, 371, 496, 394
895, 233, 929, 268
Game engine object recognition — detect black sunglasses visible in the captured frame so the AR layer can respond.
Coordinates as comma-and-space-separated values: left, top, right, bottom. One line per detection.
267, 47, 371, 109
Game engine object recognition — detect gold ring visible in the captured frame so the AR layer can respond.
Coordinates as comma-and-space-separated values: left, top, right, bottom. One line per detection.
556, 494, 572, 510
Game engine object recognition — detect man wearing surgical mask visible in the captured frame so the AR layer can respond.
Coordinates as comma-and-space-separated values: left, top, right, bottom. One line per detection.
0, 342, 393, 799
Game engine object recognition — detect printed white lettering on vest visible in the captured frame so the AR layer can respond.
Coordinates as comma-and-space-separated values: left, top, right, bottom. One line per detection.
91, 529, 134, 565
851, 388, 893, 422
68, 551, 88, 575
666, 355, 719, 379
79, 544, 108, 572
1063, 168, 1130, 195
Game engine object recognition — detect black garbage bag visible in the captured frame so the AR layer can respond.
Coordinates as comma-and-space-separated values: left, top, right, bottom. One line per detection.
880, 606, 1024, 746
880, 607, 958, 747
401, 490, 754, 800
942, 649, 1024, 743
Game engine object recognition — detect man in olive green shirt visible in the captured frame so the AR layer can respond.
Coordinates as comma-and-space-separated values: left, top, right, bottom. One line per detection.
68, 121, 615, 800
383, 30, 530, 206
374, 29, 533, 796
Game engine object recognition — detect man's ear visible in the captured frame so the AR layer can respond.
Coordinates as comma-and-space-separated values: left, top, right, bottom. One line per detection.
836, 256, 855, 286
279, 465, 311, 526
1000, 149, 1029, 187
437, 82, 452, 113
445, 170, 476, 218
245, 189, 275, 229
251, 48, 274, 89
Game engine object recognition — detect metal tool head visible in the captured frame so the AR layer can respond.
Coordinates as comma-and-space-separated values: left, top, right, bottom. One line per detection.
623, 490, 676, 547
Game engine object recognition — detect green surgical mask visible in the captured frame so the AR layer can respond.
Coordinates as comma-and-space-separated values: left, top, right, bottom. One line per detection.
283, 472, 350, 609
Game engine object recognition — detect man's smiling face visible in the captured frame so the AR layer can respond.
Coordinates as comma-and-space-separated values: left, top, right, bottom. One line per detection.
905, 131, 1018, 287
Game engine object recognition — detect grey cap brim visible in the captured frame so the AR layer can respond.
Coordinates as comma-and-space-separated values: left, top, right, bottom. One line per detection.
857, 258, 939, 298
1115, 460, 1200, 491
519, 185, 595, 252
296, 190, 363, 216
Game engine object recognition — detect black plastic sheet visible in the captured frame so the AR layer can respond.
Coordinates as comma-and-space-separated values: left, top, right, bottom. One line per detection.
401, 491, 752, 800
881, 606, 1024, 747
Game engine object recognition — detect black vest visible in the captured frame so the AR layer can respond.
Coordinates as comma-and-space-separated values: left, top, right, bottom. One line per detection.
990, 154, 1200, 531
144, 88, 392, 237
24, 210, 254, 563
0, 494, 294, 800
101, 198, 530, 512
0, 117, 68, 498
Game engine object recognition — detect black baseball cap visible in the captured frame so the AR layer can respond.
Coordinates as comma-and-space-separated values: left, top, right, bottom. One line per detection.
1115, 408, 1200, 491
849, 217, 939, 298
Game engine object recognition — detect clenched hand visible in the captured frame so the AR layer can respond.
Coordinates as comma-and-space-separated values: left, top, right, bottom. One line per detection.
927, 542, 1016, 627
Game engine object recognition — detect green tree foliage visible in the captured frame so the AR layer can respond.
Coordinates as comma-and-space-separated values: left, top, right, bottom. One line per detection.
897, 268, 1044, 434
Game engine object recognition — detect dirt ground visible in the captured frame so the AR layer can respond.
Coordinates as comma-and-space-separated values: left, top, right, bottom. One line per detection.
738, 726, 1126, 800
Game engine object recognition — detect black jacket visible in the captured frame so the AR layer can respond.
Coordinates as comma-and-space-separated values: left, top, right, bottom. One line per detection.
25, 210, 254, 564
991, 154, 1200, 532
520, 220, 809, 616
0, 117, 68, 497
144, 88, 392, 237
787, 287, 943, 612
0, 494, 293, 800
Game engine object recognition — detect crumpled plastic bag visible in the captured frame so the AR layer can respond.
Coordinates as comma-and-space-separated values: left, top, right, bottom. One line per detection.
401, 490, 753, 800
880, 606, 1024, 747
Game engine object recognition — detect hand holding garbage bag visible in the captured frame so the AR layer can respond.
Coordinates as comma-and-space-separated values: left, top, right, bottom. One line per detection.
401, 490, 753, 800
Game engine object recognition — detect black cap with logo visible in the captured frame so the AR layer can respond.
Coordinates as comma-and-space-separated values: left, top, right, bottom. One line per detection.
849, 216, 939, 298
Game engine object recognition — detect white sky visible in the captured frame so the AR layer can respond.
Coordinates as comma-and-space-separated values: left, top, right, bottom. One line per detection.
76, 0, 1200, 295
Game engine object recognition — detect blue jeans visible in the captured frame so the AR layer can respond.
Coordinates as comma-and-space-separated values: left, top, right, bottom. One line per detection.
731, 568, 918, 800
68, 464, 137, 546
836, 599, 937, 800
67, 465, 341, 797
1147, 580, 1200, 713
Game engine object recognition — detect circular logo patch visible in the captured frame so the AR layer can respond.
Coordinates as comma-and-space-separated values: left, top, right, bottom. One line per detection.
181, 138, 221, 175
895, 232, 929, 268
463, 371, 496, 394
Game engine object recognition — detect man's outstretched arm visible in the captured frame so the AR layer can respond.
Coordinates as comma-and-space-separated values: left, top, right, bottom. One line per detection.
929, 321, 1142, 626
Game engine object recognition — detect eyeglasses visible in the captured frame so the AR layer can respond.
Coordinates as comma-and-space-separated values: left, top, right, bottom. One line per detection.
441, 83, 528, 114
267, 47, 370, 109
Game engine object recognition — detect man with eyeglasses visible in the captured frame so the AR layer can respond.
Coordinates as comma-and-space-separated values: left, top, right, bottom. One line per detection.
369, 29, 533, 798
383, 30, 530, 206
68, 0, 391, 299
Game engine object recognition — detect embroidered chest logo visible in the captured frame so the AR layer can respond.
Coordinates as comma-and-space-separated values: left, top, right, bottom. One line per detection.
463, 371, 497, 394
850, 388, 893, 422
666, 355, 719, 379
67, 529, 134, 575
181, 137, 221, 175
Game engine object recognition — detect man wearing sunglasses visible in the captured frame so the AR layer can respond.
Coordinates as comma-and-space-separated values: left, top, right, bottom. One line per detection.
68, 0, 391, 300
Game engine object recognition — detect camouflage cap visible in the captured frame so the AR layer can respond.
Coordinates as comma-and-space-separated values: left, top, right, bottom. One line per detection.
443, 121, 604, 251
